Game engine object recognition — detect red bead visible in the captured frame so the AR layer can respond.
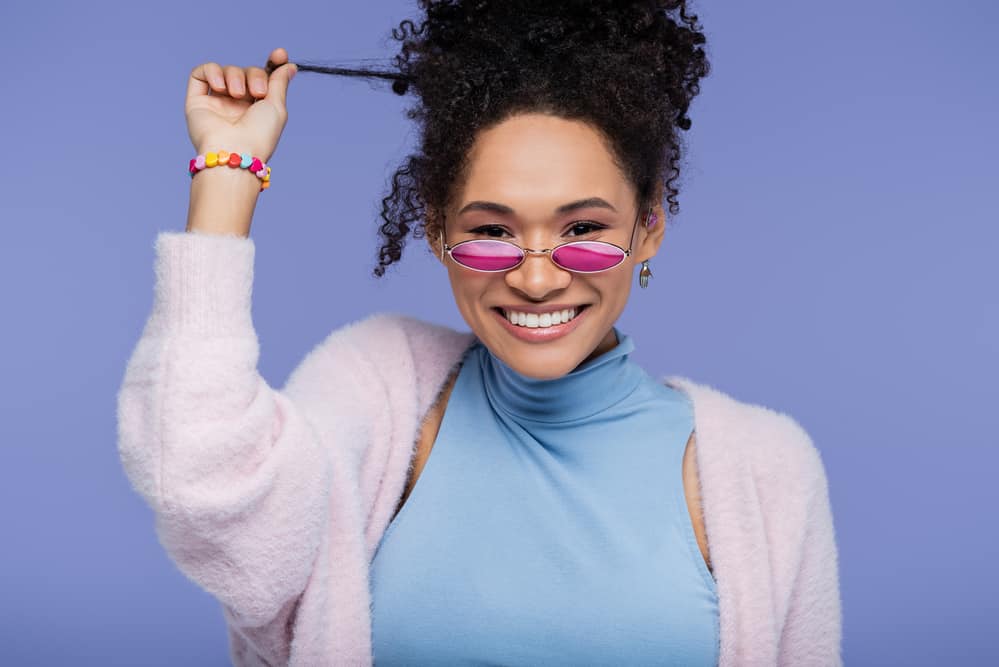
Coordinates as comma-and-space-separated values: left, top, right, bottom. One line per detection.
189, 158, 197, 173
228, 152, 242, 167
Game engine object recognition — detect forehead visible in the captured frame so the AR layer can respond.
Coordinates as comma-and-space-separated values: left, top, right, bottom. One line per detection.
456, 112, 634, 212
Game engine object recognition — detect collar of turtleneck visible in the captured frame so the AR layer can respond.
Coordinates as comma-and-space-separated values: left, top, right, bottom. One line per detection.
473, 328, 646, 424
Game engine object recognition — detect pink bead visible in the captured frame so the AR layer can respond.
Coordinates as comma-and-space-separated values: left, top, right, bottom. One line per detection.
254, 168, 266, 178
249, 158, 263, 172
189, 158, 197, 173
195, 155, 206, 169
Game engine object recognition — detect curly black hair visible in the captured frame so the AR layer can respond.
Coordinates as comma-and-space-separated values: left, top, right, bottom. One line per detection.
286, 0, 710, 277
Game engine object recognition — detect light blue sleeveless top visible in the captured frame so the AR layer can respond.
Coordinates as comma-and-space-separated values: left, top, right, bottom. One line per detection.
369, 330, 720, 665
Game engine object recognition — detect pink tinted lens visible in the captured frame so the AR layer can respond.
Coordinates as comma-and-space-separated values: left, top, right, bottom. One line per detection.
551, 241, 626, 272
449, 240, 524, 271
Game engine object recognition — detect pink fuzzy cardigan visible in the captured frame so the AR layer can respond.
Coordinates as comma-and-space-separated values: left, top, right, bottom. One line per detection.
117, 231, 843, 666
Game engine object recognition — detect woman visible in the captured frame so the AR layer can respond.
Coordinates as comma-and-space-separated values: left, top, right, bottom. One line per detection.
117, 2, 842, 665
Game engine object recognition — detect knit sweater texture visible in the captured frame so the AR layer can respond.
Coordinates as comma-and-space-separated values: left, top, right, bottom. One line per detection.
116, 230, 843, 666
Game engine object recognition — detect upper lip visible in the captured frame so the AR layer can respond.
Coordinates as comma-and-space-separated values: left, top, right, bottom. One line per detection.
495, 303, 587, 314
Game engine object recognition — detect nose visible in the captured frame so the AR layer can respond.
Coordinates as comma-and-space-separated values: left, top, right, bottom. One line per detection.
504, 251, 572, 300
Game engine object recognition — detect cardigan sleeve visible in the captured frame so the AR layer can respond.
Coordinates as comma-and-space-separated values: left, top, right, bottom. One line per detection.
778, 442, 844, 666
116, 230, 335, 637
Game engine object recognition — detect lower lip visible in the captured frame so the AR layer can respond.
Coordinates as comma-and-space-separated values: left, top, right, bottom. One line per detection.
493, 306, 588, 342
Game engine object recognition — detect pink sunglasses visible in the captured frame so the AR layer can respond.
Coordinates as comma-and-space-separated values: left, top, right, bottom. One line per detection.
441, 207, 653, 274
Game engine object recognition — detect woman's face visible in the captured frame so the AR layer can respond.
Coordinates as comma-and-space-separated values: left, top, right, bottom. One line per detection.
432, 112, 666, 380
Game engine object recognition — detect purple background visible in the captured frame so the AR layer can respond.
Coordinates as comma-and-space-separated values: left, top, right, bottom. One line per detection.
2, 1, 996, 664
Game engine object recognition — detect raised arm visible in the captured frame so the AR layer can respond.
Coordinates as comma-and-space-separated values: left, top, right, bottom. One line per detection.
116, 231, 333, 631
116, 48, 329, 663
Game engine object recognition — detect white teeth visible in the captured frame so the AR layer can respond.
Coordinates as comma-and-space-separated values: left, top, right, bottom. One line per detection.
502, 307, 581, 329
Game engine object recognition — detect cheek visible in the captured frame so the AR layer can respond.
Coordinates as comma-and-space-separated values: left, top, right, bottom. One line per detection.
596, 266, 630, 289
447, 270, 495, 311
593, 271, 632, 310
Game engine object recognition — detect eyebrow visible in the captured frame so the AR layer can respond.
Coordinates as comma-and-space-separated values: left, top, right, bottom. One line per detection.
456, 197, 618, 217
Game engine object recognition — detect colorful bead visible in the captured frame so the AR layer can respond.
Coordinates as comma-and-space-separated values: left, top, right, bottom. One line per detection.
189, 149, 271, 191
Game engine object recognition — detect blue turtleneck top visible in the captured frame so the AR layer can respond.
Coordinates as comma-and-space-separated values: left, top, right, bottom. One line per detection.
369, 330, 720, 665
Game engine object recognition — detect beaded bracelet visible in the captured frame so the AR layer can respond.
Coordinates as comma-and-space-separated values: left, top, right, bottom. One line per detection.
188, 150, 271, 192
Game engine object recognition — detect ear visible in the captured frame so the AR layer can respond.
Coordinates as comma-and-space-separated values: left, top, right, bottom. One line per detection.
633, 197, 667, 264
425, 206, 447, 265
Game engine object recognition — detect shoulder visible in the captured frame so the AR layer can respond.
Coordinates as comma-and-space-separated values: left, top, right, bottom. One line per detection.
332, 312, 476, 379
328, 312, 471, 350
663, 375, 829, 500
286, 312, 476, 424
295, 312, 473, 370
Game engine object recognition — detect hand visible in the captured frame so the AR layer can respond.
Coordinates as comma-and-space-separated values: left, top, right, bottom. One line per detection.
185, 47, 297, 162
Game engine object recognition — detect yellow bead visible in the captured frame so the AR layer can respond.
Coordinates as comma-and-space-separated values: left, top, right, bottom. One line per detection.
217, 150, 230, 163
262, 172, 270, 182
205, 152, 218, 167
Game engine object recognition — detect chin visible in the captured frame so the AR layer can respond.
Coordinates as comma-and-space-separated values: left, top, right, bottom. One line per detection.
475, 304, 605, 380
503, 352, 581, 380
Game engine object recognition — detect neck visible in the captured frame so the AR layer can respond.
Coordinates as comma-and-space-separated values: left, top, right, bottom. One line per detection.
578, 327, 620, 369
476, 327, 643, 423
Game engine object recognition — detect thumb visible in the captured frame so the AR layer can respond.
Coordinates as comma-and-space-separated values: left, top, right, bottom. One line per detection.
265, 63, 297, 110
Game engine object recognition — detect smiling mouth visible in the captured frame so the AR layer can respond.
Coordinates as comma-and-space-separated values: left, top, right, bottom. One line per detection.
493, 305, 590, 329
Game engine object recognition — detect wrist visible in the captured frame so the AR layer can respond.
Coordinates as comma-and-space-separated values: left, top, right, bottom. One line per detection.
189, 149, 271, 192
189, 164, 263, 204
187, 167, 260, 237
193, 143, 268, 162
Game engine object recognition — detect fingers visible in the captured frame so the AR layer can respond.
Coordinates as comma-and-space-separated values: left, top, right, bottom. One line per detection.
265, 62, 297, 109
188, 61, 231, 100
188, 62, 220, 99
265, 47, 288, 75
263, 47, 295, 108
224, 64, 255, 99
188, 49, 291, 102
245, 66, 269, 99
